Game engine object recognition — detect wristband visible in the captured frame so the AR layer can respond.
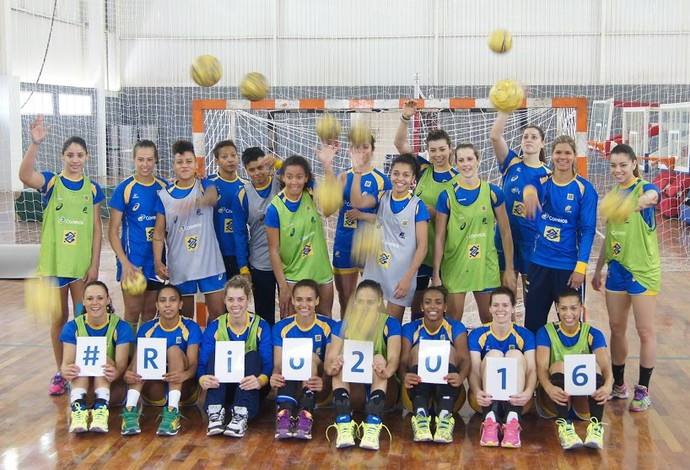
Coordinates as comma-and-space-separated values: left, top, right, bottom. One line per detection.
401, 115, 411, 123
240, 266, 250, 275
31, 138, 41, 145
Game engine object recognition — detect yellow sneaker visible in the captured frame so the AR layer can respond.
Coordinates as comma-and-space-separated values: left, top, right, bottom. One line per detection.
584, 417, 605, 449
326, 419, 357, 448
556, 418, 583, 450
69, 403, 89, 433
433, 415, 455, 444
411, 414, 433, 442
89, 406, 109, 433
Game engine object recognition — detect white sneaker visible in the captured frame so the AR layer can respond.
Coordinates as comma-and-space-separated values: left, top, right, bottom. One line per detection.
206, 404, 226, 436
224, 406, 249, 437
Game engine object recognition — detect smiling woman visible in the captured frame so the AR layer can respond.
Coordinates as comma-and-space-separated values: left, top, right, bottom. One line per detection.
523, 136, 598, 334
18, 115, 105, 397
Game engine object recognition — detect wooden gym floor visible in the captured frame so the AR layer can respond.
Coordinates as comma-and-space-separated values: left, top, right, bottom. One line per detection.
1, 226, 689, 469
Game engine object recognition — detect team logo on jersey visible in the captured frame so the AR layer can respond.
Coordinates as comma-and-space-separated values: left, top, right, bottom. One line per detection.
481, 205, 487, 212
468, 244, 481, 259
185, 235, 199, 251
224, 218, 233, 233
401, 218, 409, 228
399, 231, 406, 239
83, 195, 90, 202
55, 203, 64, 211
544, 226, 561, 242
459, 221, 467, 230
344, 217, 357, 228
511, 187, 519, 194
311, 216, 316, 224
146, 227, 155, 241
440, 334, 447, 340
377, 251, 391, 267
567, 193, 574, 201
132, 203, 140, 211
176, 336, 182, 344
132, 193, 139, 199
510, 175, 519, 182
512, 201, 524, 217
82, 206, 89, 214
290, 227, 296, 237
196, 208, 203, 216
612, 241, 621, 257
482, 217, 488, 224
63, 230, 78, 245
364, 181, 372, 188
173, 216, 179, 224
301, 242, 313, 258
564, 205, 572, 213
315, 334, 322, 342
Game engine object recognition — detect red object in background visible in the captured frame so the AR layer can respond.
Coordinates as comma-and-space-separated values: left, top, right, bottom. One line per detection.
653, 170, 690, 218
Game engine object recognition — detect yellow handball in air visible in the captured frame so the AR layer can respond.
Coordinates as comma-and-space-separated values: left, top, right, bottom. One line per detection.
489, 79, 525, 113
348, 120, 372, 147
24, 277, 62, 322
190, 55, 222, 87
239, 72, 270, 101
351, 221, 382, 267
316, 113, 342, 142
314, 174, 343, 218
341, 301, 381, 342
121, 271, 147, 296
488, 29, 513, 53
600, 190, 636, 223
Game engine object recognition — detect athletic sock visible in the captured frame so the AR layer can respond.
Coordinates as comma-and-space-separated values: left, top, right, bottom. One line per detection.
639, 366, 654, 389
483, 410, 496, 422
612, 363, 626, 386
550, 373, 569, 419
126, 389, 141, 408
71, 388, 87, 410
94, 387, 110, 409
506, 410, 519, 423
168, 390, 181, 410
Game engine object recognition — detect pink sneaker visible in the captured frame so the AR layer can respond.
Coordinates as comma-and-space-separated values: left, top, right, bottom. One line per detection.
501, 418, 522, 448
479, 417, 499, 447
48, 372, 67, 396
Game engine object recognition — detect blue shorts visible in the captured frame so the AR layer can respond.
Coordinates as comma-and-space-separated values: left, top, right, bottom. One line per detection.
498, 242, 533, 275
177, 273, 227, 296
332, 246, 361, 273
56, 277, 79, 288
115, 262, 158, 284
605, 261, 656, 295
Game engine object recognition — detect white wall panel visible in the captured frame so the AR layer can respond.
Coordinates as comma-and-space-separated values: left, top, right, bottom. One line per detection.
277, 38, 434, 87
279, 0, 433, 38
12, 13, 86, 86
120, 39, 273, 87
9, 0, 690, 87
117, 0, 275, 38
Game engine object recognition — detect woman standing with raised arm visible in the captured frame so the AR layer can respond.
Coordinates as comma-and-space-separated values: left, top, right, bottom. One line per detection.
490, 112, 552, 297
395, 100, 458, 319
19, 115, 105, 396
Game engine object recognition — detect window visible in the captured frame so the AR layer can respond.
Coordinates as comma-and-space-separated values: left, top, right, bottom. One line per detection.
19, 92, 54, 115
58, 94, 92, 116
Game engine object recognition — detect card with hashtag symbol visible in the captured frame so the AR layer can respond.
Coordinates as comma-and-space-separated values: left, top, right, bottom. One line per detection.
76, 336, 108, 376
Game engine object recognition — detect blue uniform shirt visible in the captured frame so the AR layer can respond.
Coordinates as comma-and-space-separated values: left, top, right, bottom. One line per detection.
137, 317, 202, 352
468, 323, 536, 359
402, 317, 467, 346
530, 174, 598, 271
208, 174, 246, 257
272, 314, 336, 362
